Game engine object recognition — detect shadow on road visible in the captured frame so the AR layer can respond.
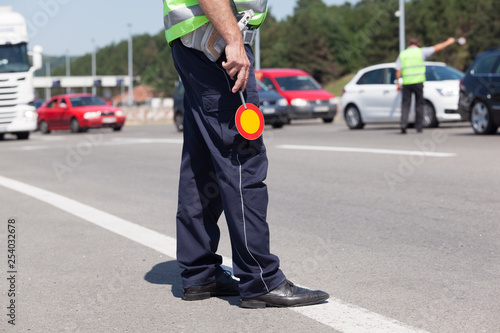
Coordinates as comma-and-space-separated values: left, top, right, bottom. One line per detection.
144, 260, 184, 298
144, 260, 241, 306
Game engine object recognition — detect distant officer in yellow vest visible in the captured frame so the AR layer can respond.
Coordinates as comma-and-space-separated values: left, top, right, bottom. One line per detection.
396, 37, 456, 133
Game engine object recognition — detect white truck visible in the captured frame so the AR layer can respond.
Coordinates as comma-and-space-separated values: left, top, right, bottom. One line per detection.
0, 6, 42, 140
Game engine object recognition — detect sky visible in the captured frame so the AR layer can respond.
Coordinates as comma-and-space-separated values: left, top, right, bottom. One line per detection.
3, 0, 356, 56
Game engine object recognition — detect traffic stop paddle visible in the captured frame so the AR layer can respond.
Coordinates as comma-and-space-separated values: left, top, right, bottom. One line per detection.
456, 37, 466, 46
235, 90, 264, 140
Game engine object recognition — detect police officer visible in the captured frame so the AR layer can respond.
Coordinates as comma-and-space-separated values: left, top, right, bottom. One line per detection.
163, 0, 329, 308
396, 36, 456, 133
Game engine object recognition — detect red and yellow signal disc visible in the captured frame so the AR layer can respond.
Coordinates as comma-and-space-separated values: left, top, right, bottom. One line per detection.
235, 103, 264, 140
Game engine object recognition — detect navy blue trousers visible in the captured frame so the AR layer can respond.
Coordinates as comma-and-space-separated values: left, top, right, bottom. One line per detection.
171, 40, 285, 299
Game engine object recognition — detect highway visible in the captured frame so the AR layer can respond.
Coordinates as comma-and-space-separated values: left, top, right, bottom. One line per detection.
1, 119, 499, 332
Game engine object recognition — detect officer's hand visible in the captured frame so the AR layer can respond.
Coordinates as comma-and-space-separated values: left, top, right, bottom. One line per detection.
222, 42, 250, 93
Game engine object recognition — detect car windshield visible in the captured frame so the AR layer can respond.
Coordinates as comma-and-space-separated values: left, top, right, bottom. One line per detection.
426, 65, 464, 81
256, 79, 270, 92
70, 96, 107, 107
0, 43, 30, 73
471, 54, 500, 74
275, 75, 321, 91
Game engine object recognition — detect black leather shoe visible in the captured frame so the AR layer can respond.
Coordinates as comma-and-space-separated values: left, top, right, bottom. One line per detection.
401, 128, 407, 134
183, 270, 239, 301
240, 280, 329, 308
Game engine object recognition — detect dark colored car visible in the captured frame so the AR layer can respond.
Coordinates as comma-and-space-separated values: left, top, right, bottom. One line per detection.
37, 94, 126, 133
173, 79, 289, 132
32, 98, 45, 109
458, 47, 500, 134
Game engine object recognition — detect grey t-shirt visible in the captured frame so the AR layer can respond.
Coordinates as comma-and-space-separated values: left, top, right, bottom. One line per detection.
395, 46, 435, 70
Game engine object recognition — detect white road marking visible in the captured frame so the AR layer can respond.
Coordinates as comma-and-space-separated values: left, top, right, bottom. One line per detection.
292, 300, 430, 333
35, 136, 68, 141
12, 145, 52, 151
0, 175, 176, 260
6, 138, 183, 151
277, 144, 456, 157
110, 138, 183, 145
0, 175, 431, 333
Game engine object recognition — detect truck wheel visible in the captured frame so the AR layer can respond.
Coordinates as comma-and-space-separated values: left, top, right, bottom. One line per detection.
39, 120, 51, 134
16, 132, 30, 140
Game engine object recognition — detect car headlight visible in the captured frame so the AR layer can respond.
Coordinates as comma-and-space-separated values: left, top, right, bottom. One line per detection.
437, 88, 458, 96
291, 98, 308, 107
329, 98, 337, 105
24, 110, 37, 118
277, 98, 288, 106
83, 111, 101, 119
115, 109, 124, 117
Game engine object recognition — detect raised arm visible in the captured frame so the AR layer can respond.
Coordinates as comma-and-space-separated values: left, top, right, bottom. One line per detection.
433, 37, 456, 53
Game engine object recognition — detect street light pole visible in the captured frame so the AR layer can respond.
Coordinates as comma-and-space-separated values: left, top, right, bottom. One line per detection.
255, 29, 260, 70
45, 62, 51, 100
127, 24, 133, 106
91, 39, 96, 95
66, 49, 71, 94
399, 0, 405, 53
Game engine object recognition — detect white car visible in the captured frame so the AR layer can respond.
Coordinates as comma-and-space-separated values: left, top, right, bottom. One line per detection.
340, 62, 464, 129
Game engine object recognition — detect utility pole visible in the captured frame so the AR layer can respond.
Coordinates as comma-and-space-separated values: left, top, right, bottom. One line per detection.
128, 24, 133, 106
255, 29, 260, 70
66, 49, 71, 94
45, 62, 51, 100
399, 0, 405, 53
91, 39, 96, 95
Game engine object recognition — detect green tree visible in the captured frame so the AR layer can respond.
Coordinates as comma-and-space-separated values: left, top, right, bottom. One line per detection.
48, 0, 500, 95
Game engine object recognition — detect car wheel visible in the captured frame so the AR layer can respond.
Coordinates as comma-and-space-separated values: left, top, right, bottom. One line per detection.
70, 118, 81, 133
344, 105, 364, 129
0, 133, 4, 140
471, 101, 497, 135
39, 120, 51, 134
322, 117, 334, 123
113, 126, 123, 131
174, 112, 183, 132
422, 101, 438, 128
271, 122, 284, 129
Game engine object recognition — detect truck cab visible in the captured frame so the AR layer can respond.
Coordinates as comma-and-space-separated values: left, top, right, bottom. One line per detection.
0, 6, 43, 140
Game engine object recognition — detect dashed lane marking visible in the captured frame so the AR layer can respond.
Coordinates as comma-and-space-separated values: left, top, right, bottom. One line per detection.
277, 144, 456, 157
0, 175, 431, 333
5, 138, 183, 151
6, 139, 455, 159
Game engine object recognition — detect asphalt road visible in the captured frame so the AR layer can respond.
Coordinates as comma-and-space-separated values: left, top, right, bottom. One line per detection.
0, 119, 499, 333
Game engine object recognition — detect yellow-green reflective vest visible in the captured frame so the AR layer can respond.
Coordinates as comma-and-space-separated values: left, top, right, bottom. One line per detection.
163, 0, 268, 44
400, 47, 426, 85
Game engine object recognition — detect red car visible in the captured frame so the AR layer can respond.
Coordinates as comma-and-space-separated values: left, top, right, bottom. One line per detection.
37, 94, 126, 133
255, 68, 337, 123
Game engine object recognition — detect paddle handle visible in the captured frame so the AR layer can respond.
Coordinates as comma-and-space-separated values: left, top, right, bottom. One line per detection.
239, 90, 247, 109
